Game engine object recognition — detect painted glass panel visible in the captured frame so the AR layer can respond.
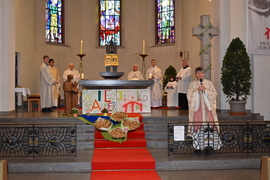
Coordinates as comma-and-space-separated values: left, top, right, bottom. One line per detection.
157, 0, 175, 44
46, 0, 62, 43
100, 0, 121, 46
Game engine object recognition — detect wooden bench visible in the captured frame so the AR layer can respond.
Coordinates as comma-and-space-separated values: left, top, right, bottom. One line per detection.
28, 94, 40, 112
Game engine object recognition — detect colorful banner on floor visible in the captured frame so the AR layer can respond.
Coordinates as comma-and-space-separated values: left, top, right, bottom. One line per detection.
82, 89, 151, 114
248, 1, 270, 54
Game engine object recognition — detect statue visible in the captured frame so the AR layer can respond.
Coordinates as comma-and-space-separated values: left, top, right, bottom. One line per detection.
63, 74, 79, 115
109, 38, 114, 53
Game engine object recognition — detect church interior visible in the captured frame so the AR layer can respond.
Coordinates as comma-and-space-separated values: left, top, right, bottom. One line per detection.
0, 0, 269, 179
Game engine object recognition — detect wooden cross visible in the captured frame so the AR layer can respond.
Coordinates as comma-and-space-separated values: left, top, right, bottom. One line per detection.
192, 15, 218, 80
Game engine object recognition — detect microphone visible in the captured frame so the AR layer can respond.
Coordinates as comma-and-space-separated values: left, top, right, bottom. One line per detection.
200, 79, 203, 85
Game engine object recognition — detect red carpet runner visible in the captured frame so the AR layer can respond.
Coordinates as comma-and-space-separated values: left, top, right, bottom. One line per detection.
90, 113, 161, 180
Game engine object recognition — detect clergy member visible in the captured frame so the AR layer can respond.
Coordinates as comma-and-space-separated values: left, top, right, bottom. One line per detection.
62, 63, 80, 82
49, 59, 60, 109
39, 55, 58, 112
62, 63, 80, 104
187, 67, 219, 154
127, 64, 144, 80
146, 59, 163, 108
176, 60, 192, 110
164, 76, 178, 108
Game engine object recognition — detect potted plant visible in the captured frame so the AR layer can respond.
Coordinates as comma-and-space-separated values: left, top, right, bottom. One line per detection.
101, 108, 109, 116
72, 108, 79, 117
221, 37, 252, 115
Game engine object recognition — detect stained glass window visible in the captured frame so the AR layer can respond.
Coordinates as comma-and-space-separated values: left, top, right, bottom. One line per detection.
157, 0, 175, 44
99, 0, 121, 46
46, 0, 63, 43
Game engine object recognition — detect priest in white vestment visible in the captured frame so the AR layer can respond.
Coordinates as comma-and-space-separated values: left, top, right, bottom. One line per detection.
49, 59, 60, 108
39, 55, 58, 112
62, 63, 81, 104
164, 76, 178, 108
127, 64, 144, 80
176, 60, 192, 110
62, 63, 80, 82
146, 59, 163, 108
187, 67, 219, 153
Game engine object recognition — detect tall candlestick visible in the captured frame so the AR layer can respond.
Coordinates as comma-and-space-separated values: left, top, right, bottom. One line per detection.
80, 40, 83, 54
142, 40, 145, 54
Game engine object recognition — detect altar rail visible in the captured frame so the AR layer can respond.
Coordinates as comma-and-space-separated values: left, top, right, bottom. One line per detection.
0, 123, 77, 158
168, 121, 270, 156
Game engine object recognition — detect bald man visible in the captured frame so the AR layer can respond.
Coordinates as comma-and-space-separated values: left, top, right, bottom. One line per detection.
127, 64, 144, 80
62, 63, 80, 82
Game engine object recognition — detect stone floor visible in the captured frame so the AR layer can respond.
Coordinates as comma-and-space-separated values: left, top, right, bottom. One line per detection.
1, 107, 264, 179
8, 169, 261, 180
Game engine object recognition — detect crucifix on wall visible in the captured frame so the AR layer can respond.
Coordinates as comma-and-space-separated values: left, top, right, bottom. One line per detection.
192, 15, 218, 80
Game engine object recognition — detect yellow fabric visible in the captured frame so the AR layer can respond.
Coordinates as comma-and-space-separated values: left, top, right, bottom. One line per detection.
49, 67, 60, 98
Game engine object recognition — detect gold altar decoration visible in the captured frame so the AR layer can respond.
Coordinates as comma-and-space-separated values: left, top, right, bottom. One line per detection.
104, 54, 118, 66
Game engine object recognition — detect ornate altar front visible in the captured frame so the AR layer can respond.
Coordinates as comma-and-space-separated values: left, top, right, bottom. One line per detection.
80, 80, 154, 114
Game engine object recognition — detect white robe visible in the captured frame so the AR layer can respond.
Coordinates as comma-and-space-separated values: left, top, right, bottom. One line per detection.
165, 81, 178, 107
127, 70, 144, 80
146, 66, 162, 107
62, 69, 80, 82
176, 66, 192, 93
187, 79, 220, 150
187, 79, 218, 124
39, 63, 55, 108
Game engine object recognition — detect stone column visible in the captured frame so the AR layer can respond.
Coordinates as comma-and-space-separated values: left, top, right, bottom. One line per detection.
0, 0, 16, 113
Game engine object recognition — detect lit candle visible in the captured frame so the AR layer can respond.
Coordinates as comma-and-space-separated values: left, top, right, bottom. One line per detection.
142, 40, 145, 54
81, 73, 84, 79
80, 40, 83, 54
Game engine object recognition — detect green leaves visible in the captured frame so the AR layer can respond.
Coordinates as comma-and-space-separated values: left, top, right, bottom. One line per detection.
221, 37, 252, 101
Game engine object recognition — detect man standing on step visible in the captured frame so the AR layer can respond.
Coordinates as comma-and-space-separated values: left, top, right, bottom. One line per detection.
39, 55, 58, 112
187, 67, 220, 154
48, 59, 60, 109
146, 59, 162, 108
176, 60, 192, 110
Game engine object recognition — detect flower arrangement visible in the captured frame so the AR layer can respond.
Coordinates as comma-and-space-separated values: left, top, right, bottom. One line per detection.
72, 108, 79, 114
101, 108, 108, 113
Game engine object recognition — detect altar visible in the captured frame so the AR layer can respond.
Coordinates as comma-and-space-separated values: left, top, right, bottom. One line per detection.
80, 80, 154, 114
78, 39, 153, 114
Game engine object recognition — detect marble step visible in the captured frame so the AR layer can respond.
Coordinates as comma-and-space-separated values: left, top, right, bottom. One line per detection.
6, 149, 261, 173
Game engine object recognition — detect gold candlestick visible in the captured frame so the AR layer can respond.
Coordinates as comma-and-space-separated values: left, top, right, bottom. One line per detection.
139, 54, 148, 80
77, 53, 86, 79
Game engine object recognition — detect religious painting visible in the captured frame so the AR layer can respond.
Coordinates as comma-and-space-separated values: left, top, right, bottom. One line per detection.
45, 0, 63, 43
104, 55, 112, 66
156, 0, 175, 44
99, 0, 121, 46
111, 54, 119, 66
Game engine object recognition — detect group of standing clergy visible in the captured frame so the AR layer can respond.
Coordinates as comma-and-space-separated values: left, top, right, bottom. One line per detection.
39, 55, 80, 112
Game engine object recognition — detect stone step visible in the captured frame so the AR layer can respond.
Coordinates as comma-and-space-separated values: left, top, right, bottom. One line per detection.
6, 148, 261, 173
143, 113, 264, 124
146, 131, 167, 140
